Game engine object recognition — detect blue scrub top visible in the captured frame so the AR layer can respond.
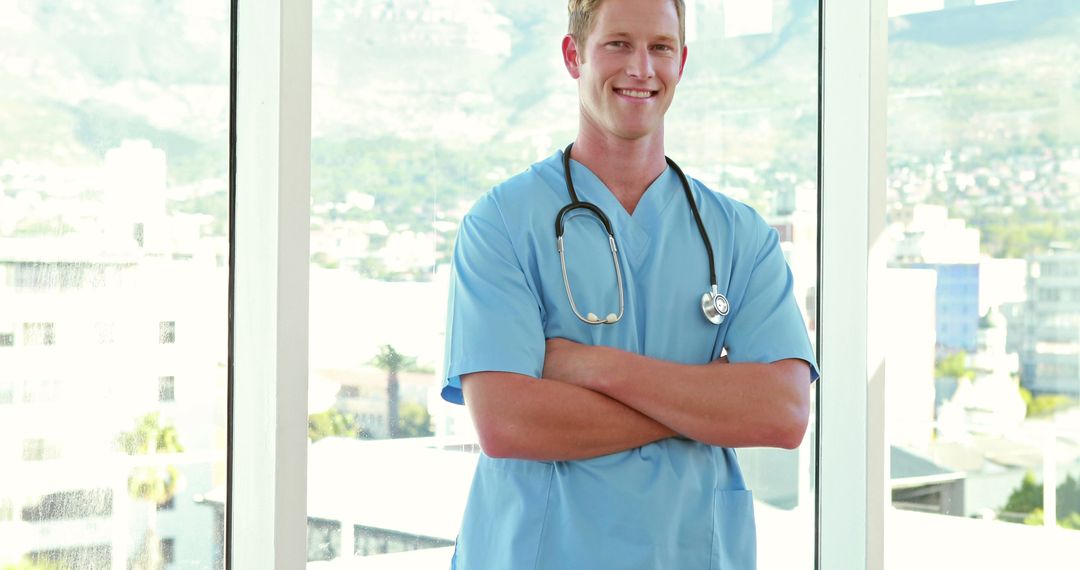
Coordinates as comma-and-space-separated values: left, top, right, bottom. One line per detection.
442, 150, 819, 570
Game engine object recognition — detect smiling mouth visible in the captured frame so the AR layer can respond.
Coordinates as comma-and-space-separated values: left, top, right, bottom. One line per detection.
614, 88, 657, 99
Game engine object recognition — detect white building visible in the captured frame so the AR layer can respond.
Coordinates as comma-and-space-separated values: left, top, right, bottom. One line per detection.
937, 307, 1026, 441
891, 203, 981, 265
979, 256, 1027, 316
0, 141, 227, 569
885, 267, 938, 449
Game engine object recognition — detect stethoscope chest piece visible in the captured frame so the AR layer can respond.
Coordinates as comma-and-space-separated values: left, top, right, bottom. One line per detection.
701, 286, 729, 325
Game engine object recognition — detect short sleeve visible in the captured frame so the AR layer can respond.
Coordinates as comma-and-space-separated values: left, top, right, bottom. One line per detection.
441, 197, 546, 405
724, 220, 820, 382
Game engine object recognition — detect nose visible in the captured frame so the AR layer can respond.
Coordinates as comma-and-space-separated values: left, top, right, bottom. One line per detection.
625, 47, 654, 80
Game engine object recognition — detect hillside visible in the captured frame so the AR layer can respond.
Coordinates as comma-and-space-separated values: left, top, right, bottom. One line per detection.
1, 1, 1077, 247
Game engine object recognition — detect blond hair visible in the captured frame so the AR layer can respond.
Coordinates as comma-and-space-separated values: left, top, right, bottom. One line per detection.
567, 0, 686, 49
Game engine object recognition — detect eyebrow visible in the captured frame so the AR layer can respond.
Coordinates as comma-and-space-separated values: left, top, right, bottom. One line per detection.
603, 31, 679, 44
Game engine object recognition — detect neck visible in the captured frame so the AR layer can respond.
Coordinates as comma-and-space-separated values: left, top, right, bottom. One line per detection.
570, 124, 668, 215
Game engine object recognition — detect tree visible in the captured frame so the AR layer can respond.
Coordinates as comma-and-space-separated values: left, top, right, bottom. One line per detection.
1022, 509, 1080, 530
1002, 471, 1080, 529
308, 408, 367, 442
1018, 386, 1075, 418
935, 351, 974, 381
397, 402, 434, 438
116, 413, 184, 570
1002, 471, 1042, 515
372, 345, 416, 439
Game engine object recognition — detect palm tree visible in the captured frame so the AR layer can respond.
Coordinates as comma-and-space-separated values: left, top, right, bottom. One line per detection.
116, 413, 184, 570
372, 344, 416, 438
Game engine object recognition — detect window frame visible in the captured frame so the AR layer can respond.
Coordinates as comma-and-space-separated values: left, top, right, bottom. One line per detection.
817, 0, 888, 568
229, 0, 312, 567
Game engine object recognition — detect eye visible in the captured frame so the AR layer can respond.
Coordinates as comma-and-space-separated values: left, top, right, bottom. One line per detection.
607, 40, 629, 48
651, 44, 674, 53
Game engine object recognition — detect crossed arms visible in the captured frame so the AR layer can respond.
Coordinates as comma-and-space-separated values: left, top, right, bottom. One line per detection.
461, 338, 812, 462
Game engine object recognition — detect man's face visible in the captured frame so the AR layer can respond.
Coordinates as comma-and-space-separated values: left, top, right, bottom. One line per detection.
565, 0, 687, 142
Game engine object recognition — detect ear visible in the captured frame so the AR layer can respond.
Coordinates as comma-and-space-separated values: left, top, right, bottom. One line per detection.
562, 35, 582, 79
678, 44, 688, 81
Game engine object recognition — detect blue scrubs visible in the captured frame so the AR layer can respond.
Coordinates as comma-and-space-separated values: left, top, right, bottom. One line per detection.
442, 150, 819, 569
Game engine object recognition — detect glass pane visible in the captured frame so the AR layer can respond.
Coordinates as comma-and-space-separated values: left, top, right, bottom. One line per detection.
0, 2, 230, 569
309, 1, 818, 567
886, 0, 1080, 565
668, 3, 820, 567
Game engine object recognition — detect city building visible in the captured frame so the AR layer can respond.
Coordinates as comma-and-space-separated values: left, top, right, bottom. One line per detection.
914, 262, 981, 354
885, 268, 938, 450
892, 204, 981, 266
890, 204, 983, 354
1021, 250, 1080, 396
0, 141, 226, 569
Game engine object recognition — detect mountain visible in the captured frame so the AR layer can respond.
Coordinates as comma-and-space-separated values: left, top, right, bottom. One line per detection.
1, 0, 1077, 239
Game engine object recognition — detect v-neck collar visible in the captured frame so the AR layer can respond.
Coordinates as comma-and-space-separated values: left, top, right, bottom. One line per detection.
565, 151, 673, 218
564, 156, 679, 224
560, 153, 681, 268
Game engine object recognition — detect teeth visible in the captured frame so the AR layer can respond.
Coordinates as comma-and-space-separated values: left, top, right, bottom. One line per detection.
617, 89, 653, 98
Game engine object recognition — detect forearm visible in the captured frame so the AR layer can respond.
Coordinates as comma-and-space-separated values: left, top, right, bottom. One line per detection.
597, 354, 810, 449
461, 371, 679, 461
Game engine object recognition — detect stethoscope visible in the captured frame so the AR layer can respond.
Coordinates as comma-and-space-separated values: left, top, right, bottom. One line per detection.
556, 143, 730, 326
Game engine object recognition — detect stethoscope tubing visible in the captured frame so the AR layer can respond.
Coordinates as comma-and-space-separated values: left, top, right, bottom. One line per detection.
665, 157, 718, 291
557, 143, 726, 325
557, 230, 626, 325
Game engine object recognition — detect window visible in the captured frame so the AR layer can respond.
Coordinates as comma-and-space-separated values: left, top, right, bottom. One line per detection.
0, 2, 229, 569
159, 376, 176, 402
21, 489, 113, 522
307, 519, 340, 562
159, 321, 176, 344
23, 322, 55, 346
310, 1, 820, 566
30, 1, 1080, 567
886, 0, 1080, 564
0, 382, 13, 405
134, 223, 146, 248
94, 322, 116, 344
13, 263, 111, 290
354, 525, 454, 557
22, 378, 59, 404
22, 439, 60, 462
161, 538, 176, 565
1040, 289, 1061, 302
27, 546, 111, 570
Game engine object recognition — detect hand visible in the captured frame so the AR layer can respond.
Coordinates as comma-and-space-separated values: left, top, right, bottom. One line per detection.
543, 338, 618, 391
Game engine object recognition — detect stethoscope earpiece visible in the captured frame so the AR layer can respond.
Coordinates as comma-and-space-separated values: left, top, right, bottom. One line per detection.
585, 312, 620, 324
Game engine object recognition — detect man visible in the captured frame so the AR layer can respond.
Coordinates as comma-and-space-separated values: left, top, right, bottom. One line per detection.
441, 0, 819, 567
